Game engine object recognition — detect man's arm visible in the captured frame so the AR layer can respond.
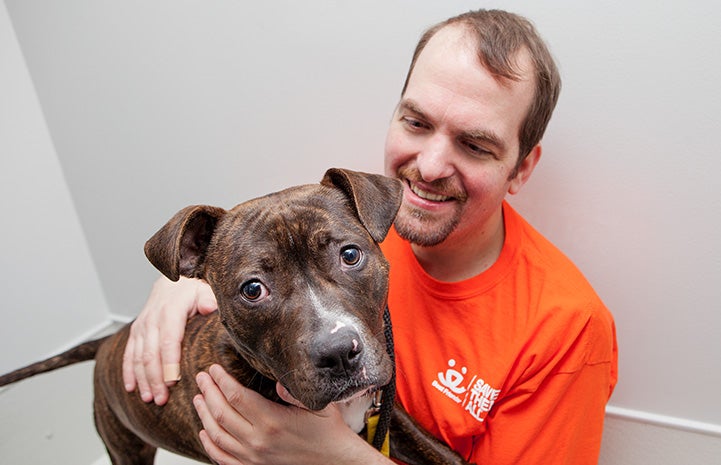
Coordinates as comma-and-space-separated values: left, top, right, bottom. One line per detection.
470, 312, 617, 464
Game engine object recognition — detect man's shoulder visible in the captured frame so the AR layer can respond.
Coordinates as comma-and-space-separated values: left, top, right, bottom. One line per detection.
505, 204, 613, 330
507, 204, 598, 292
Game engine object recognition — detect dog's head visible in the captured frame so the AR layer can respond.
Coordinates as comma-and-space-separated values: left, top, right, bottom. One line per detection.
144, 168, 402, 410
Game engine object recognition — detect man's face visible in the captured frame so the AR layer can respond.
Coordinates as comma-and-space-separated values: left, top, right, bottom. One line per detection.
384, 25, 538, 247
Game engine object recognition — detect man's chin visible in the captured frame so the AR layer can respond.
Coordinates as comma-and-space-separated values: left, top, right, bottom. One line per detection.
394, 212, 458, 247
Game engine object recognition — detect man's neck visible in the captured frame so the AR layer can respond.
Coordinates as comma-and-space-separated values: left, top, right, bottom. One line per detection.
410, 209, 506, 283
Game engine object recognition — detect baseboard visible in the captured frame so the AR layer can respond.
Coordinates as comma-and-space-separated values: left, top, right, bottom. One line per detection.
0, 318, 119, 395
108, 313, 134, 325
605, 405, 721, 438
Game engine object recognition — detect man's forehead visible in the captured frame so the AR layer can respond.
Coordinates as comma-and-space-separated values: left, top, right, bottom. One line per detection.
416, 23, 534, 86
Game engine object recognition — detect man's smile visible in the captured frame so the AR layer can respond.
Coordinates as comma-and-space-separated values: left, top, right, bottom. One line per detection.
409, 181, 453, 202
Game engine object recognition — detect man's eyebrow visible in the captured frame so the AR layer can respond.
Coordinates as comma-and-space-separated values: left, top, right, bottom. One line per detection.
399, 98, 506, 152
398, 99, 427, 118
462, 128, 506, 153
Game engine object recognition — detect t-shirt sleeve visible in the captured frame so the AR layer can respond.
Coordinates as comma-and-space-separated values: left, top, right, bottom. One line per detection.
469, 308, 618, 465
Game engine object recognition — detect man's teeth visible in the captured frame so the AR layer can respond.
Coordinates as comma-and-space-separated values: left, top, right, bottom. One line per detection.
411, 184, 451, 202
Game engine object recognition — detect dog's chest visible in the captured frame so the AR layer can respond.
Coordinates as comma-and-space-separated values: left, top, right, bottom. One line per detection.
337, 394, 375, 433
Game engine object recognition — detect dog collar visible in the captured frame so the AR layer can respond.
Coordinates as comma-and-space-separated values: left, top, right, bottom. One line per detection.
365, 410, 390, 457
364, 389, 384, 424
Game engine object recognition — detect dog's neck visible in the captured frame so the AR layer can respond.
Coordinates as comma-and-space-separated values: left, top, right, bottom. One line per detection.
213, 331, 284, 404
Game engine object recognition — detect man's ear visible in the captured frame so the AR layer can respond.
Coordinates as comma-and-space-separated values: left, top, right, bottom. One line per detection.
144, 205, 227, 281
509, 144, 542, 195
321, 168, 403, 242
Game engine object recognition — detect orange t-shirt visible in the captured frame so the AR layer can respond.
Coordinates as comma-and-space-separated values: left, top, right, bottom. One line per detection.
382, 201, 618, 465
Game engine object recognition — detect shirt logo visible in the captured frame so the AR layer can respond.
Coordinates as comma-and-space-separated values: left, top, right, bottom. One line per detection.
432, 358, 500, 423
437, 358, 467, 394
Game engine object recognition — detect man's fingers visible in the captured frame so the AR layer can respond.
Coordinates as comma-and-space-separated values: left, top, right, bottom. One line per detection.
122, 276, 217, 405
276, 383, 308, 409
122, 337, 137, 392
138, 321, 169, 404
198, 428, 243, 465
196, 280, 219, 315
207, 364, 270, 418
129, 330, 153, 402
194, 393, 247, 465
195, 370, 258, 459
159, 306, 189, 384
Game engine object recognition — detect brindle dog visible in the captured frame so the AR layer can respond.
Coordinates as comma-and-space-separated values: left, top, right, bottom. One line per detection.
0, 168, 470, 465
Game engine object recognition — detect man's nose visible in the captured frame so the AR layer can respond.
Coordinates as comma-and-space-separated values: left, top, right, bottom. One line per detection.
416, 133, 455, 182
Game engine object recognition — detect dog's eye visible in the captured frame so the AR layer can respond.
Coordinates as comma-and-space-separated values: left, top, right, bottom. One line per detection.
340, 246, 363, 267
240, 280, 268, 302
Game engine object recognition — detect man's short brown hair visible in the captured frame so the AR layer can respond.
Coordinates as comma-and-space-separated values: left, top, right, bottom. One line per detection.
401, 9, 562, 167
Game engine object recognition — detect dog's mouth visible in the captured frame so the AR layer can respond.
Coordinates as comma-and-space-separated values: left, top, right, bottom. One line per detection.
323, 364, 391, 408
281, 379, 380, 411
334, 383, 379, 405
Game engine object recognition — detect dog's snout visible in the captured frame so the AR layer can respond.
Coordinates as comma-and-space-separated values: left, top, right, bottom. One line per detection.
312, 326, 364, 376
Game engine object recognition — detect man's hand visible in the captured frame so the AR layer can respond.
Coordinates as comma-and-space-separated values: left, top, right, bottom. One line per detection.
122, 275, 217, 405
193, 364, 393, 465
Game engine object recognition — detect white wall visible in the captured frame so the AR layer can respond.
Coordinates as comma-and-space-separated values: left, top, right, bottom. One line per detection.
512, 1, 721, 429
0, 2, 111, 462
0, 1, 110, 373
2, 0, 720, 463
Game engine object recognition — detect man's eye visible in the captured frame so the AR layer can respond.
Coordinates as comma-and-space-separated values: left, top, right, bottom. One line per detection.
463, 140, 493, 158
240, 280, 268, 302
340, 246, 363, 267
402, 116, 428, 130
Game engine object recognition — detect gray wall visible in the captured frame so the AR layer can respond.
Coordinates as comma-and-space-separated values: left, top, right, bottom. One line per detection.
2, 0, 721, 463
0, 3, 110, 462
0, 0, 109, 374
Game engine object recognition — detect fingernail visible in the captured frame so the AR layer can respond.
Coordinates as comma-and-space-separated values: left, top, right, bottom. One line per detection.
208, 364, 223, 378
195, 371, 207, 388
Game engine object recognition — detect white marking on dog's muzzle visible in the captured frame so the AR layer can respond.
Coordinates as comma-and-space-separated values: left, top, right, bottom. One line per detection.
330, 320, 347, 334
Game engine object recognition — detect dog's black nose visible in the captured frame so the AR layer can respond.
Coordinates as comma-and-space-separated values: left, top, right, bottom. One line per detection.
312, 326, 364, 376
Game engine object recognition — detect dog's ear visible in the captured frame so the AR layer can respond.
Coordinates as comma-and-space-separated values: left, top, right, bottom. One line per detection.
144, 205, 227, 281
321, 168, 403, 242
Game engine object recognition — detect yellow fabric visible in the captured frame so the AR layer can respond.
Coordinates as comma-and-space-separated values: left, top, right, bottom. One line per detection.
365, 414, 390, 457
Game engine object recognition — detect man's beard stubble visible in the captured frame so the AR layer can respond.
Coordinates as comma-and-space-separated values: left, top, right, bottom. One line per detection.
393, 202, 462, 247
393, 167, 465, 247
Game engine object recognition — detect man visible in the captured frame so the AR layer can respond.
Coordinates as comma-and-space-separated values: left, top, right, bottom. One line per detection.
123, 9, 617, 464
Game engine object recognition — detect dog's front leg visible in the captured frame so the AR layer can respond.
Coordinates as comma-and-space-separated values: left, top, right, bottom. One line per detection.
389, 402, 473, 465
